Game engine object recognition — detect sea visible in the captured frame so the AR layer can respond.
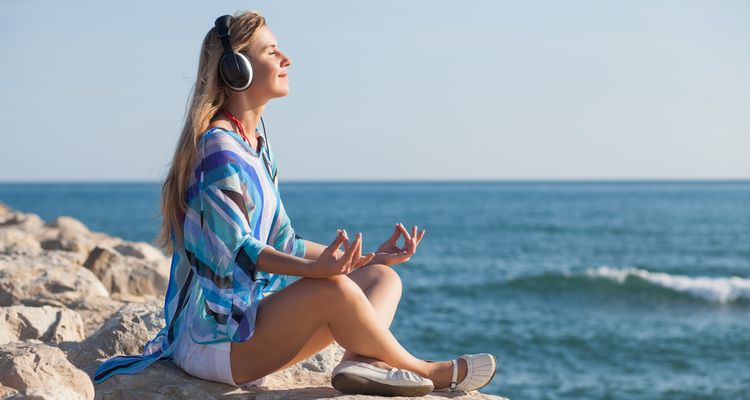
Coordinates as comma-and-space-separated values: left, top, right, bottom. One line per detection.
1, 180, 748, 400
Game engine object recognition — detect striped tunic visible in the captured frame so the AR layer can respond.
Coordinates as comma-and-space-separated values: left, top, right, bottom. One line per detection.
94, 127, 306, 383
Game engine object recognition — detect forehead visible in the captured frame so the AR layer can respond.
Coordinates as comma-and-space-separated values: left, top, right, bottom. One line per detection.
250, 26, 277, 50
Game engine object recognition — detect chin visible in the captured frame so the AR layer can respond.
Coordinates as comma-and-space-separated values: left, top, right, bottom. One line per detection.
271, 88, 290, 98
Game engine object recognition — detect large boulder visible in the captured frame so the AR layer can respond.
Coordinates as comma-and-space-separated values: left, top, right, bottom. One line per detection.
114, 241, 168, 262
37, 216, 123, 255
0, 228, 41, 256
0, 209, 45, 233
0, 340, 94, 400
0, 305, 85, 345
0, 254, 109, 308
92, 341, 505, 400
92, 344, 344, 400
68, 303, 165, 371
83, 246, 169, 298
65, 297, 128, 338
47, 216, 91, 236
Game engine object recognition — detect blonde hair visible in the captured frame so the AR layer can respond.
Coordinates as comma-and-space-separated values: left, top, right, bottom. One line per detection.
157, 11, 267, 253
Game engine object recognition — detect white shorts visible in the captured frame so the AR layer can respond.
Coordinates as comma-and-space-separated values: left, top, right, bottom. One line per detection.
173, 332, 267, 388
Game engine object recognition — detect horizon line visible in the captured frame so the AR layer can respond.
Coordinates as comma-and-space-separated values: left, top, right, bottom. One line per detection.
1, 178, 749, 185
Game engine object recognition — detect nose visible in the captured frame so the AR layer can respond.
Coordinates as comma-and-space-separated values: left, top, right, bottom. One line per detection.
280, 50, 291, 68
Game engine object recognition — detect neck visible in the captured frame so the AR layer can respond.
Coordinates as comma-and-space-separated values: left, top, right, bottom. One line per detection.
224, 94, 267, 134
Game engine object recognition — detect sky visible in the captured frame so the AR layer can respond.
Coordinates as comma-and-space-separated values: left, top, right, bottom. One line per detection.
1, 0, 748, 182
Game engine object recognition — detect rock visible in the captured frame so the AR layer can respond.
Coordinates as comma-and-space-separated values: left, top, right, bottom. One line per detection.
40, 237, 92, 254
93, 342, 506, 399
65, 297, 128, 338
47, 216, 90, 237
0, 204, 509, 399
83, 247, 169, 297
0, 254, 109, 308
0, 305, 85, 345
68, 303, 165, 370
0, 384, 19, 398
114, 242, 167, 262
0, 228, 41, 255
0, 211, 45, 233
0, 340, 94, 400
296, 342, 345, 373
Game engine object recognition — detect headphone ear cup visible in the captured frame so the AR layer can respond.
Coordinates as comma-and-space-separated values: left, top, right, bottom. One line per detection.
219, 51, 253, 91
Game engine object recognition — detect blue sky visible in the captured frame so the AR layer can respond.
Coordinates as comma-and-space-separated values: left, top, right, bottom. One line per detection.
1, 0, 748, 181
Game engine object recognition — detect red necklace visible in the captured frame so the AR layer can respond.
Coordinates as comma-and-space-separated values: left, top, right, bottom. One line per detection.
221, 109, 252, 145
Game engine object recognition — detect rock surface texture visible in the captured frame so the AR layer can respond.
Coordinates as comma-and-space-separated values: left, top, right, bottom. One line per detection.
0, 202, 508, 399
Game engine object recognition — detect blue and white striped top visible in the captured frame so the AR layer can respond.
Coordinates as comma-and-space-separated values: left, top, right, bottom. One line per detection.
94, 126, 306, 383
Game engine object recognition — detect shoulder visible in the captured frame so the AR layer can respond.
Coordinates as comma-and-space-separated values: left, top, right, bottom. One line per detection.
199, 127, 238, 148
198, 128, 248, 160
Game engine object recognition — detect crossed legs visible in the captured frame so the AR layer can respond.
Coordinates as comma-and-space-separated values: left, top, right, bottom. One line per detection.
229, 264, 467, 388
272, 263, 403, 371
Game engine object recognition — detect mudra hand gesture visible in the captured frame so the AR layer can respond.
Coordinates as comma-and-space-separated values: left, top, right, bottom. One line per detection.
309, 229, 375, 278
371, 223, 426, 267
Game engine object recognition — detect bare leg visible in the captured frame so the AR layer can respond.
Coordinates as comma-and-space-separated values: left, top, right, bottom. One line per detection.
272, 264, 402, 371
243, 264, 467, 388
229, 273, 465, 389
339, 264, 402, 368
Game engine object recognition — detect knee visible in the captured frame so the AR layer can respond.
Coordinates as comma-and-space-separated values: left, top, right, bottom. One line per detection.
318, 274, 366, 303
366, 264, 403, 299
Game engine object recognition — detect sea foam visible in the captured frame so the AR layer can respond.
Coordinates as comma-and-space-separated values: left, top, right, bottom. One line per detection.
586, 266, 750, 303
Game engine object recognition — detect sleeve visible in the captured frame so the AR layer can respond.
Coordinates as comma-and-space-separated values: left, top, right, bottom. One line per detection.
183, 133, 273, 342
269, 196, 306, 259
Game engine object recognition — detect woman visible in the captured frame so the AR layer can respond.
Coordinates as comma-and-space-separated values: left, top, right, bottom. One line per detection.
94, 10, 497, 397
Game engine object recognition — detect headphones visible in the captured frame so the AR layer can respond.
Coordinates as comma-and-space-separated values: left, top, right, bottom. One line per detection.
214, 15, 253, 91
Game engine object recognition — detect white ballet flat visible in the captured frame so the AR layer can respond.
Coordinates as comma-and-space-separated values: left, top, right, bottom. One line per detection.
434, 353, 498, 392
331, 360, 434, 397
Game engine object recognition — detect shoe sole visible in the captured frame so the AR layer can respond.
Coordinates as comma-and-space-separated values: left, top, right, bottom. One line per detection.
331, 372, 433, 397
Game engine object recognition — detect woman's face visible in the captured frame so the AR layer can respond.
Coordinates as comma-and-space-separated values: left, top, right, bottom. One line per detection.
244, 26, 291, 100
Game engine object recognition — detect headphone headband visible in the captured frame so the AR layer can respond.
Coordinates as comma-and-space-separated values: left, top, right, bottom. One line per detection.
214, 14, 253, 91
214, 15, 234, 54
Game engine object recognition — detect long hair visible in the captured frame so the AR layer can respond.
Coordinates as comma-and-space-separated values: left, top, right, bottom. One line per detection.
157, 11, 267, 253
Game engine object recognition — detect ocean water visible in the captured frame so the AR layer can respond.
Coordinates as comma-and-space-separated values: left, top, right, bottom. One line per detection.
1, 181, 748, 399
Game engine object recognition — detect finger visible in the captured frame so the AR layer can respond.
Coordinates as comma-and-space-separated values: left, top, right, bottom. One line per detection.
326, 230, 345, 256
396, 223, 412, 249
355, 252, 376, 269
410, 226, 418, 250
352, 233, 362, 265
385, 251, 409, 265
341, 229, 351, 251
356, 234, 363, 259
388, 224, 401, 244
416, 229, 426, 246
353, 233, 363, 261
341, 233, 361, 266
406, 226, 417, 251
348, 236, 363, 271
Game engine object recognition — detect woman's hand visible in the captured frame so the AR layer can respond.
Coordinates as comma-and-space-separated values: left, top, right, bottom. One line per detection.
371, 223, 426, 267
307, 229, 375, 278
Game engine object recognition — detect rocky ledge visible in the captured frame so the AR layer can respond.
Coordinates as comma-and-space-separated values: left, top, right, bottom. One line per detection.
0, 202, 507, 400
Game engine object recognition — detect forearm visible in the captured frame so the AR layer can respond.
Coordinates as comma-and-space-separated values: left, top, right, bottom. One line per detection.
256, 246, 315, 277
302, 239, 344, 260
